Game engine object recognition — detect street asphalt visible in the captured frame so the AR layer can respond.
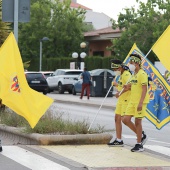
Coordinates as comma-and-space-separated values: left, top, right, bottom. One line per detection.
0, 93, 170, 170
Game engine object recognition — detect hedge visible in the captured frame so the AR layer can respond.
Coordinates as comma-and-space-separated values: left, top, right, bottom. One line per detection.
27, 56, 115, 71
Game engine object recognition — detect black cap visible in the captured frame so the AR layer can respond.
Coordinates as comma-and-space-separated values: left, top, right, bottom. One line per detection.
110, 59, 122, 69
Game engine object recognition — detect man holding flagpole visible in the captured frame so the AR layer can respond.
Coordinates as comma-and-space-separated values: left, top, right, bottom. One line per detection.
107, 59, 131, 146
123, 54, 149, 152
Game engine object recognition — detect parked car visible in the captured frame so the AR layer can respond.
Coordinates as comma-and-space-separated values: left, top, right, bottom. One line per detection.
72, 73, 92, 95
72, 69, 115, 96
72, 74, 83, 95
25, 72, 49, 95
40, 71, 54, 79
46, 69, 82, 94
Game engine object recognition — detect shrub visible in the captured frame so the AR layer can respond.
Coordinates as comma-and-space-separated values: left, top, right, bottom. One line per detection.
0, 106, 105, 135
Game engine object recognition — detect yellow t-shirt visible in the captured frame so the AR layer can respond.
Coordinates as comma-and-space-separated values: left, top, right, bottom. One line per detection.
117, 70, 131, 104
130, 69, 149, 104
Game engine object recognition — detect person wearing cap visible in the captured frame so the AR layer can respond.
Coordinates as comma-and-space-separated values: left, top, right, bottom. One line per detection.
108, 59, 131, 146
123, 54, 149, 152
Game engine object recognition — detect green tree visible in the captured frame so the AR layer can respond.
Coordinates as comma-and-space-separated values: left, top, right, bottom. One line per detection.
18, 0, 52, 61
82, 23, 95, 32
47, 0, 86, 58
0, 0, 11, 46
18, 0, 86, 62
110, 0, 170, 62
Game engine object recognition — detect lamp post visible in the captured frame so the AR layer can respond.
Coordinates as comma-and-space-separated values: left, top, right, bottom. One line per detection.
72, 42, 87, 70
39, 37, 49, 71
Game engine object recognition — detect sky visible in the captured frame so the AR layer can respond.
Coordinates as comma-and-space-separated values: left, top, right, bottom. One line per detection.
77, 0, 147, 20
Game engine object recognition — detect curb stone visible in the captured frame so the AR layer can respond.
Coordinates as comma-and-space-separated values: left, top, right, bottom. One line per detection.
0, 125, 112, 145
53, 99, 116, 110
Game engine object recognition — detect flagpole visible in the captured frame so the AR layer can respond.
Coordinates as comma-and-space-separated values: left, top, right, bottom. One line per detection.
14, 0, 19, 43
88, 85, 113, 132
144, 49, 152, 60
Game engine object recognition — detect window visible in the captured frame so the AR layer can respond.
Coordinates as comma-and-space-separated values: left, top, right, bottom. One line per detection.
65, 71, 82, 75
93, 51, 104, 57
26, 73, 43, 80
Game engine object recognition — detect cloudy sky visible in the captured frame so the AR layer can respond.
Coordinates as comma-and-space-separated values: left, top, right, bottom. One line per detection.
77, 0, 147, 20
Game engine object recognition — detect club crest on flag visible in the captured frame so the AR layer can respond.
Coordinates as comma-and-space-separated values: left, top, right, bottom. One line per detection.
11, 75, 20, 92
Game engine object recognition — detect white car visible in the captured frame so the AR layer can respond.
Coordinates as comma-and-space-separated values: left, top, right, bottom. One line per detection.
40, 71, 54, 79
47, 69, 82, 94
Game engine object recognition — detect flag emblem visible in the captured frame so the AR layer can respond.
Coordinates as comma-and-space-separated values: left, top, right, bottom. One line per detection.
11, 76, 20, 92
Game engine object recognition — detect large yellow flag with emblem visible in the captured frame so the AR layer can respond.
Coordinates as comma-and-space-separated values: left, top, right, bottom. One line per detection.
152, 25, 170, 71
0, 32, 53, 128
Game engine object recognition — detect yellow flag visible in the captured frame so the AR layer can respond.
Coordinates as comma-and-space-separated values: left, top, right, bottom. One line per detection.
123, 43, 138, 62
0, 32, 53, 128
152, 25, 170, 71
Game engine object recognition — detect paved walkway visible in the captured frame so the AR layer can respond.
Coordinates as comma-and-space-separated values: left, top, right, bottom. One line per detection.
40, 145, 170, 170
1, 93, 170, 169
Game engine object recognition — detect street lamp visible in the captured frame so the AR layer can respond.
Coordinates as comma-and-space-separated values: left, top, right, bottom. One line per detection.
72, 42, 87, 70
39, 37, 50, 71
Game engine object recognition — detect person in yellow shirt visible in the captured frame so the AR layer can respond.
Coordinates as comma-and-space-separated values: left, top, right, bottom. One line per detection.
108, 59, 131, 146
123, 54, 149, 152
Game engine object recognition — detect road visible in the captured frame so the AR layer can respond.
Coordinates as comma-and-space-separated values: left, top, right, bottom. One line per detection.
53, 102, 170, 148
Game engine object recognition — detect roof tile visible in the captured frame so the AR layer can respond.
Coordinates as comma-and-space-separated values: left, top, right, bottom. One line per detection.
84, 27, 121, 37
70, 2, 92, 10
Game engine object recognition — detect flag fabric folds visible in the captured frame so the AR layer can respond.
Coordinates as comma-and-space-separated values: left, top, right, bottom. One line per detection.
0, 32, 53, 128
151, 25, 170, 71
123, 44, 170, 129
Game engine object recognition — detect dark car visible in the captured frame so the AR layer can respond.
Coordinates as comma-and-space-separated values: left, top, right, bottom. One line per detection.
25, 72, 49, 95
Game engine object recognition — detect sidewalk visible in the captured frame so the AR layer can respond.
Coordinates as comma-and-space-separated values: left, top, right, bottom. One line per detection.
40, 144, 170, 170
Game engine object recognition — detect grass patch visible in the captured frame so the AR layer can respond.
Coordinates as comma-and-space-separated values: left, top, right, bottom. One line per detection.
0, 106, 105, 135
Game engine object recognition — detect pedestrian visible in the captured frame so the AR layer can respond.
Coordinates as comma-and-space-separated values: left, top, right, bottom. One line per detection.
107, 59, 131, 146
122, 53, 149, 152
80, 67, 91, 100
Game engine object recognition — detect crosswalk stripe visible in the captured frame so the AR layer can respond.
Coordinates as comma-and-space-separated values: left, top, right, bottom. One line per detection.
144, 145, 170, 156
148, 139, 170, 145
122, 134, 137, 139
1, 146, 70, 170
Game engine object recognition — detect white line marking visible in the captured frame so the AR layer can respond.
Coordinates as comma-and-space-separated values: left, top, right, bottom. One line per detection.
148, 139, 170, 145
122, 134, 137, 139
1, 146, 70, 170
123, 134, 170, 145
144, 145, 170, 156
